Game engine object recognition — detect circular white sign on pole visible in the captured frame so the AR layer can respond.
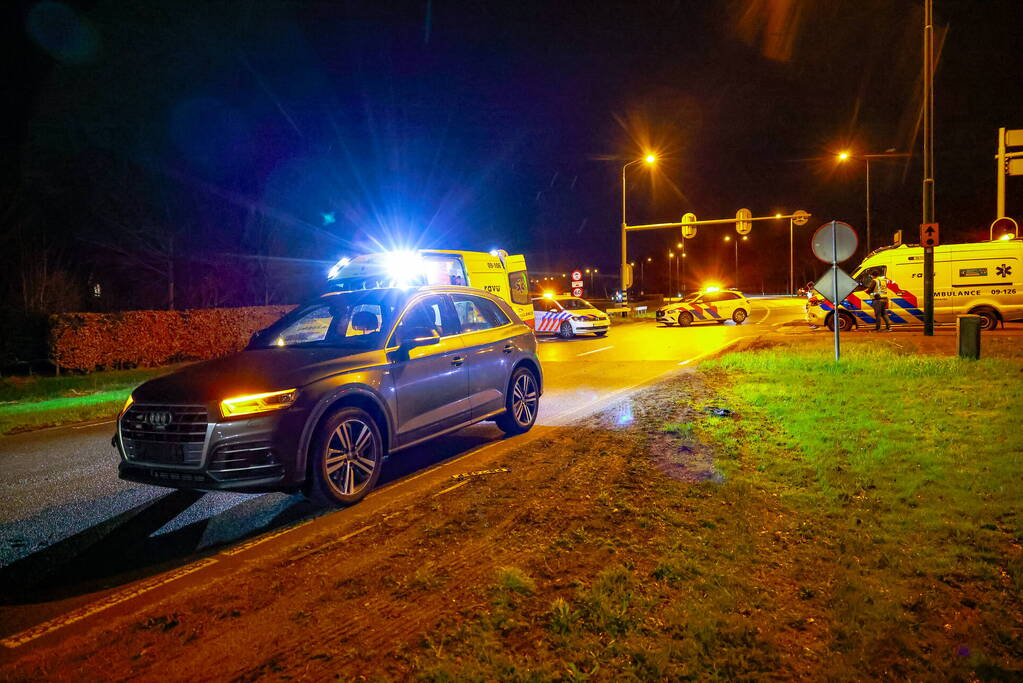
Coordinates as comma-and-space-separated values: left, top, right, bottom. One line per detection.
812, 221, 858, 263
572, 287, 584, 297
792, 209, 810, 226
571, 270, 583, 281
681, 212, 697, 239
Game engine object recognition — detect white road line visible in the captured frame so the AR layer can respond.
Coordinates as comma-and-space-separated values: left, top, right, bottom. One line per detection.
72, 420, 114, 430
756, 307, 772, 325
576, 345, 613, 357
432, 479, 471, 497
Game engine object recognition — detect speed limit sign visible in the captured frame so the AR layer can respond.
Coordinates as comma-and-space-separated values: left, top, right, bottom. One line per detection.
572, 287, 583, 297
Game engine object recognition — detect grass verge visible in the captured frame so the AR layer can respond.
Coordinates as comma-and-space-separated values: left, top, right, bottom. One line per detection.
0, 366, 181, 435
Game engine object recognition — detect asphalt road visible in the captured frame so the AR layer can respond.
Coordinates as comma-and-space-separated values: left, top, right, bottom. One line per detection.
0, 299, 806, 602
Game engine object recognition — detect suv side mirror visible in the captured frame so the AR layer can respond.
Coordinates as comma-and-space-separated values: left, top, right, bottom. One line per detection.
399, 326, 441, 350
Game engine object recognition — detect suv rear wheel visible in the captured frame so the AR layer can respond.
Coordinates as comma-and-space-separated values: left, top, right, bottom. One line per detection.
307, 406, 383, 506
495, 367, 539, 435
970, 307, 999, 331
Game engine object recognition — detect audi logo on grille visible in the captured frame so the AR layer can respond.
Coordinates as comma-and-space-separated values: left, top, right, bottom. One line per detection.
140, 411, 173, 427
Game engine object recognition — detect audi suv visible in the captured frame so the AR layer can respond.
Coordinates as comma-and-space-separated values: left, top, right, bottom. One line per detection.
115, 286, 542, 505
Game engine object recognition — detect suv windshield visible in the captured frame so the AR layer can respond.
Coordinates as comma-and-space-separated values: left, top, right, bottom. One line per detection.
252, 289, 405, 351
558, 298, 596, 311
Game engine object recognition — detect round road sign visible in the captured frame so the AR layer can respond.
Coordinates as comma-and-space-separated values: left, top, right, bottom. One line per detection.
792, 209, 810, 226
571, 270, 583, 281
681, 212, 697, 239
736, 208, 752, 235
572, 287, 583, 297
812, 221, 858, 263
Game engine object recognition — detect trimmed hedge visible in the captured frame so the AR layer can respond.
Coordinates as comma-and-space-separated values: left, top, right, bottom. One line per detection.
49, 305, 296, 372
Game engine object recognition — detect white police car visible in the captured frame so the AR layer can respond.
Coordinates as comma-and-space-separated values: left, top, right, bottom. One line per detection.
656, 287, 751, 326
532, 294, 610, 338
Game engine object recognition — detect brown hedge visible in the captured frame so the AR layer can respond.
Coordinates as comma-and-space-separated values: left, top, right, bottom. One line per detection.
49, 305, 296, 372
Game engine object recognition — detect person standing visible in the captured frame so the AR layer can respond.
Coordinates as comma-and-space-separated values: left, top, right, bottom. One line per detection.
865, 270, 892, 331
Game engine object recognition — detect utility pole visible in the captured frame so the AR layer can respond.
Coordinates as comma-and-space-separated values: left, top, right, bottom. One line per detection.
922, 0, 935, 336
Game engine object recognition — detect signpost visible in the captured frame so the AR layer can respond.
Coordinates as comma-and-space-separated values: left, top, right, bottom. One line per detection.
811, 221, 858, 361
997, 127, 1023, 218
920, 222, 939, 247
571, 270, 584, 298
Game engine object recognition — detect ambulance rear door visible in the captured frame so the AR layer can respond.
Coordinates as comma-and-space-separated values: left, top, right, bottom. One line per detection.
949, 242, 1022, 320
503, 254, 533, 325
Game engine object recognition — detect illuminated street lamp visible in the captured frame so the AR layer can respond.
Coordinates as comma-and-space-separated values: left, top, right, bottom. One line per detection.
667, 252, 675, 295
837, 149, 912, 253
621, 154, 657, 296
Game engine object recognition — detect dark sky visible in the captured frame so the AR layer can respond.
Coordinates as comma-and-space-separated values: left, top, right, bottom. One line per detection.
7, 0, 1023, 300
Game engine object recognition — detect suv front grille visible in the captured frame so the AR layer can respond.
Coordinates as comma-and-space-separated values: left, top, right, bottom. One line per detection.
121, 404, 208, 466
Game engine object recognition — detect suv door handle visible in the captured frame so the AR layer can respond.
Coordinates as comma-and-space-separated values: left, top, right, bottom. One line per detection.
502, 343, 514, 354
451, 356, 464, 366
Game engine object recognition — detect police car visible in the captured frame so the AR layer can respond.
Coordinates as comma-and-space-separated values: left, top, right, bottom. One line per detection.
532, 294, 610, 338
656, 287, 751, 326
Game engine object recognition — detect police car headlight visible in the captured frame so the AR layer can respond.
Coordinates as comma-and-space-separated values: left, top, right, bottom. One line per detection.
571, 316, 589, 321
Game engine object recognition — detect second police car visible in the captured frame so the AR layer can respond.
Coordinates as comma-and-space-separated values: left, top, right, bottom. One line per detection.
656, 287, 751, 326
532, 293, 610, 338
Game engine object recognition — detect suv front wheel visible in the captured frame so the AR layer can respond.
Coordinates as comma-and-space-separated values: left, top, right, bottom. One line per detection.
495, 367, 539, 436
307, 406, 384, 506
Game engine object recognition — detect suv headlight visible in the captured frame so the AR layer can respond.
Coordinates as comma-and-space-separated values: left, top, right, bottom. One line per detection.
220, 389, 298, 418
118, 394, 134, 418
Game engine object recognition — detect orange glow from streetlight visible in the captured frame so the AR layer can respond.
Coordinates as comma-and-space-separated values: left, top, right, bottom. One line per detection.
775, 213, 782, 218
838, 151, 850, 161
724, 235, 731, 242
645, 154, 656, 164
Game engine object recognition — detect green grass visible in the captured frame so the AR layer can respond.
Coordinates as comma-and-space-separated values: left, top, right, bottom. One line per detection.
0, 365, 182, 434
406, 342, 1023, 680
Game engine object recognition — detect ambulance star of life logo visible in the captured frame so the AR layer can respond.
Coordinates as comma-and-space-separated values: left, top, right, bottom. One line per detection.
996, 264, 1012, 278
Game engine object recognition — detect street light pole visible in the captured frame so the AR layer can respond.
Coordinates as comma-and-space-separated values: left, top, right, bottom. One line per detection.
789, 216, 794, 294
621, 155, 656, 298
681, 252, 686, 296
667, 252, 674, 296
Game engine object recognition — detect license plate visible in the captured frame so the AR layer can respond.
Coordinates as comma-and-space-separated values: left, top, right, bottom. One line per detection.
136, 442, 186, 464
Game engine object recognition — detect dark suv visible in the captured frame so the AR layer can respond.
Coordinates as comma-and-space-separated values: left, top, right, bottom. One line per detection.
115, 286, 542, 505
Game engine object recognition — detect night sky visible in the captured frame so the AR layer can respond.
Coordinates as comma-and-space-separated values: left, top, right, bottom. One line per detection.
6, 0, 1023, 307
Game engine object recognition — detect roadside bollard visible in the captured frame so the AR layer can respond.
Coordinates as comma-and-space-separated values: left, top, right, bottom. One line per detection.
957, 314, 981, 360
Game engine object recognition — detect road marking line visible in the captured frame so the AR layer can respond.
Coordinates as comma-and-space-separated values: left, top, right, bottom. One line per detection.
1, 557, 219, 649
576, 345, 613, 356
678, 336, 748, 366
433, 480, 471, 497
72, 420, 115, 430
756, 307, 772, 324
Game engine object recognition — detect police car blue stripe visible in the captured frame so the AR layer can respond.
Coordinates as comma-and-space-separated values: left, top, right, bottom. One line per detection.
887, 312, 907, 324
892, 300, 926, 321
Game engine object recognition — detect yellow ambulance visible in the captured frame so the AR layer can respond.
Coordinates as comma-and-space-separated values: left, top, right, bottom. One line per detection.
805, 237, 1022, 331
327, 249, 533, 326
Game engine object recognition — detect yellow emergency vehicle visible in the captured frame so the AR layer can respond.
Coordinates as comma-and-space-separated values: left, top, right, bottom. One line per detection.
805, 237, 1022, 331
327, 249, 533, 326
